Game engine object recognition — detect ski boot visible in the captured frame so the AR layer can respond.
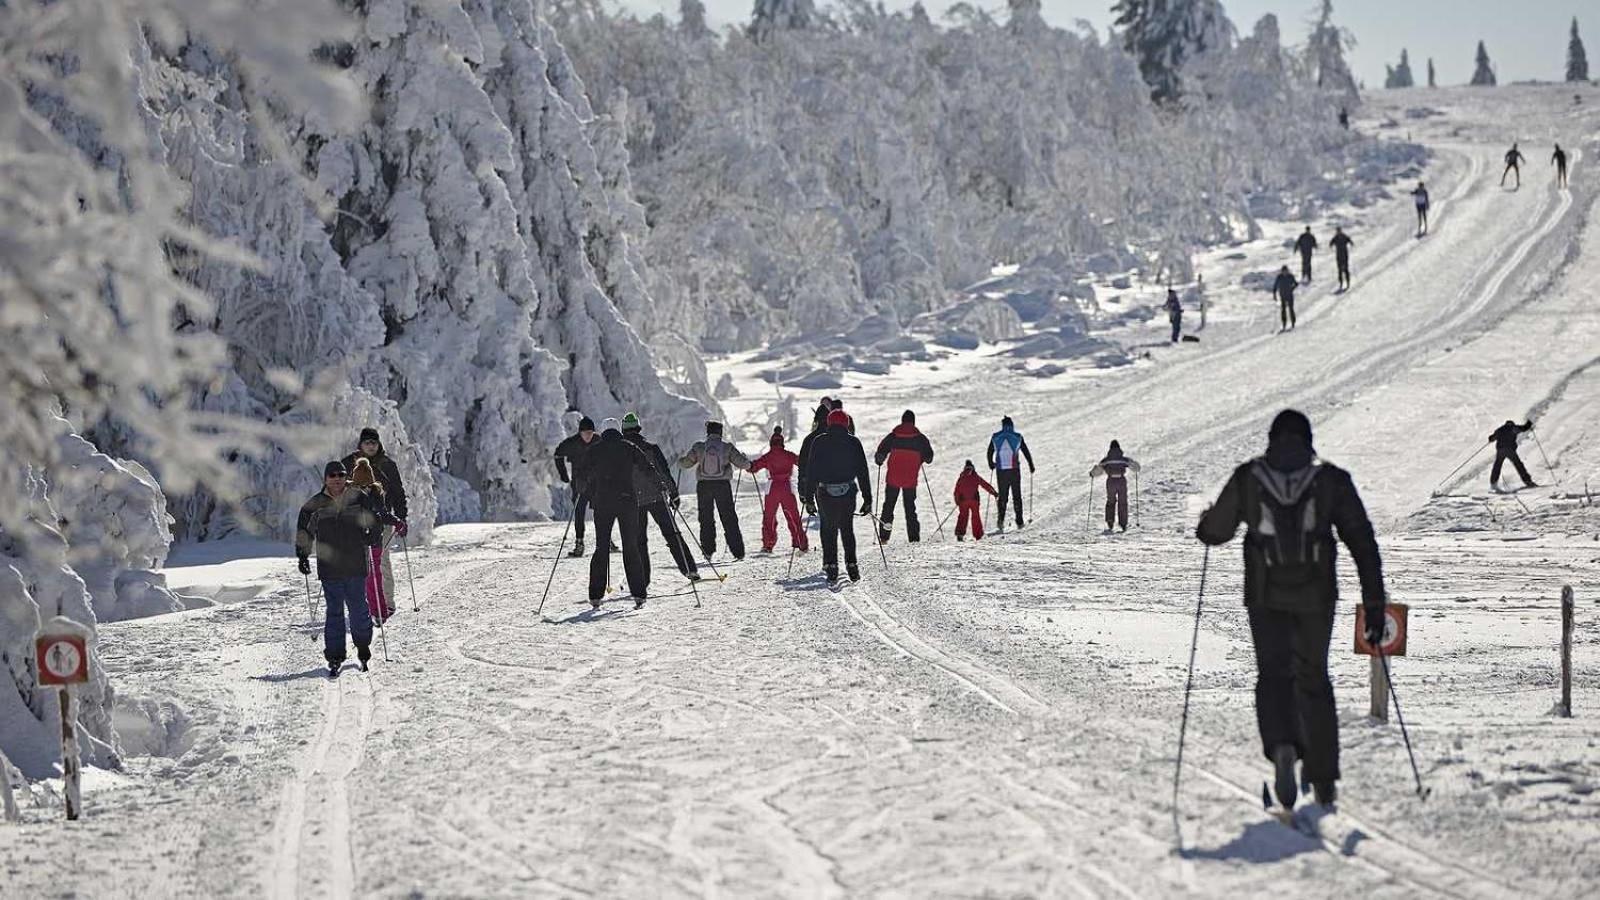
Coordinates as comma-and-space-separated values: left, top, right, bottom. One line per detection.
357, 645, 371, 672
567, 540, 585, 558
824, 566, 840, 585
589, 597, 603, 610
1271, 743, 1299, 811
633, 595, 647, 610
846, 564, 861, 583
1312, 781, 1337, 809
328, 662, 342, 679
686, 570, 703, 583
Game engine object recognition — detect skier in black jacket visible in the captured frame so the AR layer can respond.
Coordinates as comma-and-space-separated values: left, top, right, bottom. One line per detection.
1197, 410, 1386, 812
796, 400, 832, 518
800, 409, 873, 584
1489, 420, 1536, 490
296, 461, 385, 675
1295, 227, 1318, 283
1330, 227, 1354, 291
553, 417, 598, 557
1501, 143, 1526, 188
1273, 266, 1300, 331
621, 412, 700, 583
341, 428, 409, 603
1553, 144, 1568, 189
577, 418, 666, 607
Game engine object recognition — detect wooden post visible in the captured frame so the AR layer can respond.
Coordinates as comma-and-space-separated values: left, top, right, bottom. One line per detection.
1559, 586, 1575, 718
1369, 655, 1389, 722
59, 687, 80, 821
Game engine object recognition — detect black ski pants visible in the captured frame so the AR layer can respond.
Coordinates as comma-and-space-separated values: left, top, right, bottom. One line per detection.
571, 485, 590, 543
695, 480, 745, 559
996, 468, 1024, 527
1169, 314, 1182, 343
1336, 252, 1351, 290
1104, 477, 1129, 530
1300, 251, 1313, 283
817, 490, 858, 574
1248, 600, 1340, 785
1279, 295, 1296, 329
589, 503, 647, 600
879, 485, 920, 542
637, 501, 698, 582
1491, 449, 1534, 487
1501, 162, 1520, 187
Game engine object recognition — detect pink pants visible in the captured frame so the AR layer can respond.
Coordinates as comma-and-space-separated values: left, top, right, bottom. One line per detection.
365, 545, 393, 624
762, 484, 808, 551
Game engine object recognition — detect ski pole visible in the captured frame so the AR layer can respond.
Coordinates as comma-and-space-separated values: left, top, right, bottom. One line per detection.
1530, 428, 1560, 484
1379, 647, 1430, 800
1086, 476, 1095, 529
1172, 546, 1210, 838
1028, 469, 1034, 526
1135, 470, 1142, 527
862, 509, 891, 572
875, 464, 882, 511
672, 502, 727, 582
921, 468, 946, 541
304, 572, 318, 643
534, 507, 577, 619
1432, 441, 1491, 494
373, 605, 391, 663
399, 532, 420, 612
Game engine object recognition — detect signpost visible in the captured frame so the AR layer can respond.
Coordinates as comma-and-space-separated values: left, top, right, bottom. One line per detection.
35, 617, 92, 821
1355, 603, 1409, 722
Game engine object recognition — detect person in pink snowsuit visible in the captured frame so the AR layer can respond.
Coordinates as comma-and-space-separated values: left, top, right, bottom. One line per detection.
350, 458, 402, 624
953, 460, 998, 541
748, 428, 809, 553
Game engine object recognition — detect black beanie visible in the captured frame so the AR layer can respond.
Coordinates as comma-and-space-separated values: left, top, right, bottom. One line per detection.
578, 416, 595, 432
902, 410, 915, 425
1269, 409, 1314, 445
707, 420, 723, 435
324, 460, 349, 477
359, 427, 380, 444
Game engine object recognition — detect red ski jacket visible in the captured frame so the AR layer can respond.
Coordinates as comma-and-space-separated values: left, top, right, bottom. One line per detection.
750, 445, 799, 485
875, 424, 934, 490
953, 469, 997, 505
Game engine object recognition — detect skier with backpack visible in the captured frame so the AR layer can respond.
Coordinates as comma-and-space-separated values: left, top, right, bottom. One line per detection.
1196, 410, 1388, 812
1295, 226, 1319, 283
1089, 441, 1141, 532
296, 461, 385, 676
873, 410, 935, 543
952, 460, 998, 541
1411, 182, 1430, 236
1329, 228, 1355, 292
553, 417, 598, 557
799, 409, 872, 584
1488, 419, 1537, 491
1501, 142, 1526, 188
748, 427, 808, 554
580, 418, 668, 608
679, 421, 751, 560
620, 413, 700, 583
1162, 289, 1183, 343
1553, 143, 1569, 188
1273, 266, 1299, 331
986, 417, 1034, 532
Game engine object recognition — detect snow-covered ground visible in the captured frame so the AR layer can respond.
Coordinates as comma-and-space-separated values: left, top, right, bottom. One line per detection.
5, 86, 1600, 897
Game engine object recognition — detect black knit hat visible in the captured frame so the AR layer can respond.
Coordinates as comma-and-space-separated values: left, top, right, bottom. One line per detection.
578, 416, 595, 432
359, 428, 380, 444
902, 410, 915, 424
1269, 409, 1314, 445
706, 420, 723, 435
324, 460, 349, 478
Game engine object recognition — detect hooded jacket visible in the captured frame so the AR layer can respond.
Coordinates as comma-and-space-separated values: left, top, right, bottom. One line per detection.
1196, 436, 1385, 613
800, 424, 872, 503
340, 444, 408, 520
875, 423, 934, 490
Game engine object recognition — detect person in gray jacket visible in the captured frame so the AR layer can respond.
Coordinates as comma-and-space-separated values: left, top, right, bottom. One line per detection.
679, 421, 751, 559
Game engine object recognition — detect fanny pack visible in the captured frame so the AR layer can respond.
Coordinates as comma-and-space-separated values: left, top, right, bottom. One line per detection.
821, 482, 855, 498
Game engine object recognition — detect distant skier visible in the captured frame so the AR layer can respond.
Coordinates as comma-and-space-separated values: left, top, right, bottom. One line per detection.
1411, 181, 1430, 236
797, 400, 832, 520
1295, 226, 1318, 283
296, 461, 384, 676
1552, 143, 1568, 188
800, 409, 873, 585
1196, 410, 1388, 812
1330, 227, 1354, 292
1337, 107, 1349, 130
679, 421, 751, 560
874, 410, 935, 543
748, 427, 808, 554
553, 417, 598, 557
1089, 441, 1141, 532
1488, 419, 1537, 491
952, 460, 998, 541
1272, 266, 1299, 331
349, 458, 402, 624
987, 416, 1035, 531
581, 418, 663, 608
1162, 288, 1183, 343
830, 397, 857, 434
621, 413, 700, 583
342, 427, 409, 603
1501, 142, 1526, 188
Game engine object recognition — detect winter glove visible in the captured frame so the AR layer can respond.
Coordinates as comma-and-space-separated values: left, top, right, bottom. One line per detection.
804, 497, 817, 517
297, 556, 311, 576
671, 496, 681, 510
1364, 607, 1387, 647
858, 499, 872, 516
394, 519, 409, 537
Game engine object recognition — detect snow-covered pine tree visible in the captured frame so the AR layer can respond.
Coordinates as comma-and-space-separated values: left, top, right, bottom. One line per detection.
749, 0, 819, 42
681, 0, 712, 39
1428, 57, 1437, 88
1305, 0, 1359, 104
1471, 40, 1497, 86
1006, 0, 1045, 35
1112, 0, 1234, 104
1570, 18, 1590, 83
1384, 49, 1415, 88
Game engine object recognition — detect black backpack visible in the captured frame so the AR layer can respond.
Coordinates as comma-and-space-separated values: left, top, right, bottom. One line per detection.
1243, 461, 1334, 611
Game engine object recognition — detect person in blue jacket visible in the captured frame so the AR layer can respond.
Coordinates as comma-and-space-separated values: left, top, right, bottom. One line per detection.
986, 417, 1035, 531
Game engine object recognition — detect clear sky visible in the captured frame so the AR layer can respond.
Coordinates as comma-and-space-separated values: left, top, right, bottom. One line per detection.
609, 0, 1589, 87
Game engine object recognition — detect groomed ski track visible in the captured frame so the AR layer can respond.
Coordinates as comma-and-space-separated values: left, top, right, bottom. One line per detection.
4, 87, 1598, 899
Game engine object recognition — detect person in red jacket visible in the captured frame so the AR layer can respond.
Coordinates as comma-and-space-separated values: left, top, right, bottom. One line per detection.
749, 427, 809, 553
874, 410, 935, 543
953, 460, 998, 541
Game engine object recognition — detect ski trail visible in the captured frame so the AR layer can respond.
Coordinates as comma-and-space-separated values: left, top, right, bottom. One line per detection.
269, 672, 374, 900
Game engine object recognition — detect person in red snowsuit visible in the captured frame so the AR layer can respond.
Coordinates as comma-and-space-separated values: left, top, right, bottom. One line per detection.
748, 427, 809, 553
873, 410, 935, 543
953, 460, 998, 541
